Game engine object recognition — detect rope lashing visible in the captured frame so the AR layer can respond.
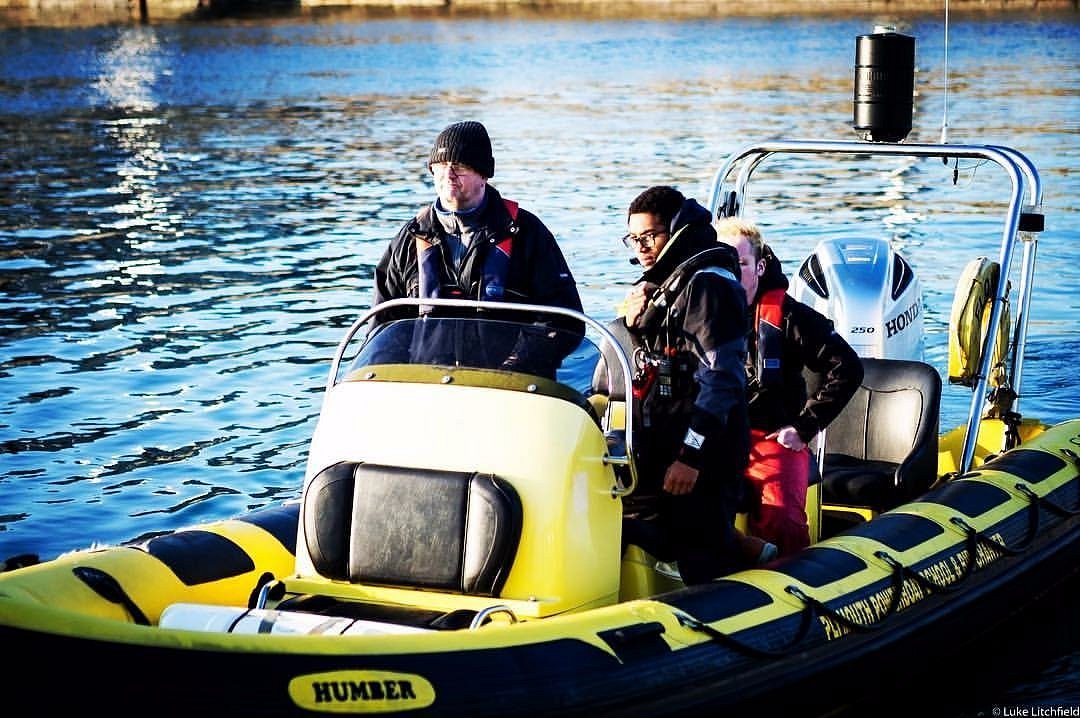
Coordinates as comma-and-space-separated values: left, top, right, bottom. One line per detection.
672, 602, 817, 659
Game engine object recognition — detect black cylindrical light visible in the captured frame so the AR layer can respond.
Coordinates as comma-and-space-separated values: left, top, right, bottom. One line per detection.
853, 28, 916, 143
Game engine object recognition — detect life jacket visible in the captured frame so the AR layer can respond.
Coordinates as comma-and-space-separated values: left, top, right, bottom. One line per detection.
480, 200, 518, 300
754, 288, 786, 389
631, 246, 740, 423
416, 199, 519, 308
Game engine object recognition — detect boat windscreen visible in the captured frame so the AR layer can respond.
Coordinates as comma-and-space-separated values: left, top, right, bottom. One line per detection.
346, 317, 601, 392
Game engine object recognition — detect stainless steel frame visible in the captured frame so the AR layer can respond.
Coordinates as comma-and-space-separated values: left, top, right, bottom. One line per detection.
706, 139, 1044, 474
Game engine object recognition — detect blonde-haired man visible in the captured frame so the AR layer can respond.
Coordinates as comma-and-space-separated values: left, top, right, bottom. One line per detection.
715, 218, 863, 556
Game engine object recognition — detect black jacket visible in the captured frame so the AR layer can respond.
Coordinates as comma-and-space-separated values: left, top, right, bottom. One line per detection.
374, 185, 582, 321
372, 186, 585, 374
629, 198, 748, 472
746, 249, 864, 441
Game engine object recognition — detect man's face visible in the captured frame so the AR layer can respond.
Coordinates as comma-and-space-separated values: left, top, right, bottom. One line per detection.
722, 234, 763, 303
431, 162, 486, 211
625, 212, 670, 269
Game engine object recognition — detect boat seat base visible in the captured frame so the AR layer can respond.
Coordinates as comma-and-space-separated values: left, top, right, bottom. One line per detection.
159, 602, 436, 636
269, 575, 556, 621
274, 592, 480, 630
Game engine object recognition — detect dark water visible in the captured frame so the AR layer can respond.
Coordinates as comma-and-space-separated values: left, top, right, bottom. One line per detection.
1, 11, 1077, 714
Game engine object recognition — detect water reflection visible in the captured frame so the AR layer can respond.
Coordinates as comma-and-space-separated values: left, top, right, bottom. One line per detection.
93, 27, 163, 112
93, 26, 188, 269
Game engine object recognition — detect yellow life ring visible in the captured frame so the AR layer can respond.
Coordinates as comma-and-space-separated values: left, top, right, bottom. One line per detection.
948, 257, 1011, 387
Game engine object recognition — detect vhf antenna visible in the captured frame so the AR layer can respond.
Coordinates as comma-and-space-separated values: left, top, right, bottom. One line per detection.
940, 0, 950, 149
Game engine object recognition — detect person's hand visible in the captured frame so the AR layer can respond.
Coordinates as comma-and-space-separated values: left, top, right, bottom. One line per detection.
663, 460, 699, 495
767, 425, 806, 452
623, 282, 658, 329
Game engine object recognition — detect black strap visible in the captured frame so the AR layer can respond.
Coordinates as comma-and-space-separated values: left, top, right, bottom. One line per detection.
637, 246, 738, 332
72, 565, 150, 626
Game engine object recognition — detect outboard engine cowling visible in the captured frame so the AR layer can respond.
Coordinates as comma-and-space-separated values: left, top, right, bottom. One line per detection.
792, 237, 923, 360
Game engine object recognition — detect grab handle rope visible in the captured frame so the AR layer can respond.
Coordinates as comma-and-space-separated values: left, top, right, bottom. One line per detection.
672, 454, 1078, 660
949, 515, 1023, 557
1012, 447, 1079, 521
671, 560, 908, 656
874, 550, 963, 595
784, 578, 904, 634
72, 566, 150, 626
672, 602, 817, 659
1016, 482, 1079, 519
674, 528, 978, 656
944, 448, 1078, 559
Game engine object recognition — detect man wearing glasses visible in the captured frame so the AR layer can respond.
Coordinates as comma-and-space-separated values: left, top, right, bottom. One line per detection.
372, 121, 584, 374
616, 185, 753, 584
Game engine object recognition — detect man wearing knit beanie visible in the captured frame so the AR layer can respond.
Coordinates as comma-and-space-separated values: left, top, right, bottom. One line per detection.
427, 121, 495, 180
373, 121, 584, 375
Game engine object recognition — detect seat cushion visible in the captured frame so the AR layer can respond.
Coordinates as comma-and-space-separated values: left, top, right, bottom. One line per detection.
821, 454, 899, 508
303, 462, 522, 596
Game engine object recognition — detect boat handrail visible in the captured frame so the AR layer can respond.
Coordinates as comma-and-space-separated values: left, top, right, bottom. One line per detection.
706, 139, 1042, 474
706, 139, 1042, 215
469, 604, 519, 629
325, 297, 639, 496
989, 144, 1042, 400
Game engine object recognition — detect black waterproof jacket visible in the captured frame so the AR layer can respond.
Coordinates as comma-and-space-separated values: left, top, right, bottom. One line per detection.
617, 198, 751, 582
374, 185, 582, 323
746, 250, 864, 441
372, 186, 584, 375
628, 198, 748, 473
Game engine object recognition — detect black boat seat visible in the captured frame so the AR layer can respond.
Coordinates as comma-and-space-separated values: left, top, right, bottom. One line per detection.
303, 461, 522, 597
819, 358, 941, 519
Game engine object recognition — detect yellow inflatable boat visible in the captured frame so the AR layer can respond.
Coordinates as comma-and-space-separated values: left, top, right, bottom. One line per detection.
0, 138, 1075, 717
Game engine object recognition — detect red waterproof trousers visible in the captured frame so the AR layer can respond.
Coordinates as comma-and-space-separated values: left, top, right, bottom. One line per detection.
746, 429, 811, 556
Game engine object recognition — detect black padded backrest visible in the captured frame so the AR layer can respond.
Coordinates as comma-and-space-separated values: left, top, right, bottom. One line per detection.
825, 358, 940, 463
303, 462, 522, 596
822, 358, 941, 507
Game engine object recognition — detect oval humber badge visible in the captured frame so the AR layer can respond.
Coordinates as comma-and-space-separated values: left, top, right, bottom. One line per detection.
289, 670, 435, 713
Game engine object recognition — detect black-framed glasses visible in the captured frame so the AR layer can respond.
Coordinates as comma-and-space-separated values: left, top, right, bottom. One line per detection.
621, 230, 668, 249
431, 162, 477, 178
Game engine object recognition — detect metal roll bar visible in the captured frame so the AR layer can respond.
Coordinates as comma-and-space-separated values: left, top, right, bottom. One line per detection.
707, 139, 1044, 474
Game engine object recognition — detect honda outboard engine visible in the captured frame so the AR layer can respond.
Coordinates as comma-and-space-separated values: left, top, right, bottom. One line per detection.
792, 237, 923, 360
